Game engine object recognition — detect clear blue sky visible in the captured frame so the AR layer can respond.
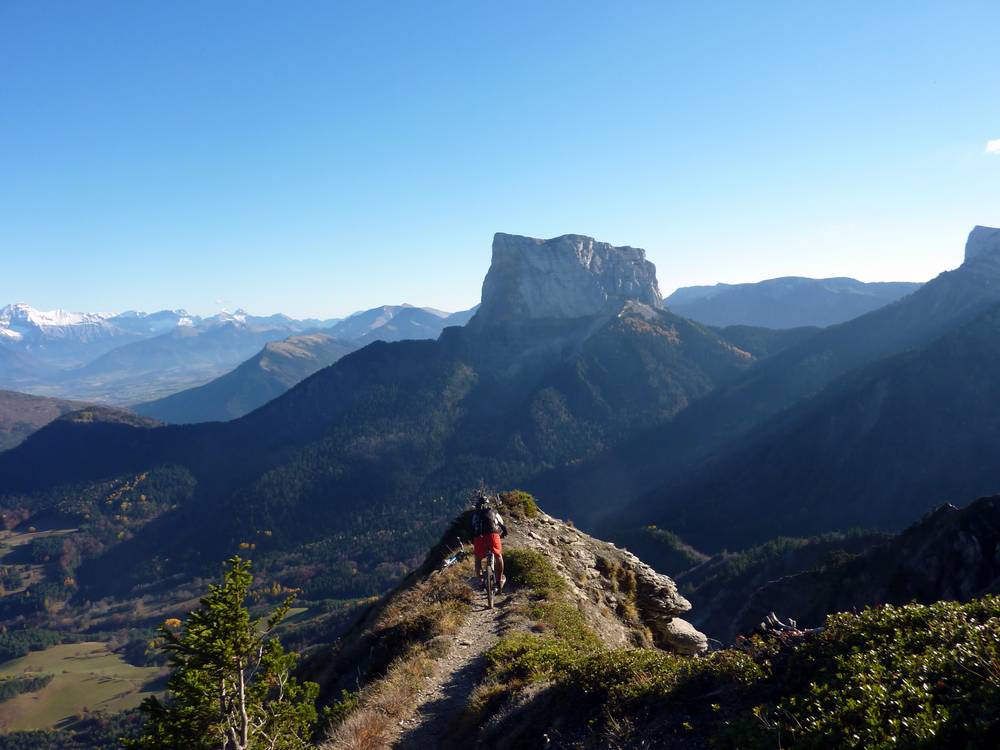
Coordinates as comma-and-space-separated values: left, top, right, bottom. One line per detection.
2, 2, 999, 318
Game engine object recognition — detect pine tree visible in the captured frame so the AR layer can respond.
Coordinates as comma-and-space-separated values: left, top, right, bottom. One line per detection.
126, 556, 318, 750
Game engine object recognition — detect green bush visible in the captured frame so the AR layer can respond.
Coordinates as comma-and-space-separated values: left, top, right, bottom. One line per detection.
504, 548, 565, 597
485, 632, 583, 684
567, 647, 762, 707
499, 490, 539, 519
322, 688, 360, 730
726, 597, 1000, 749
779, 599, 999, 748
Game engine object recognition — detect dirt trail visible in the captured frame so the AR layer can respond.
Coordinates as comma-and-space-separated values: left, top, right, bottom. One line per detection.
393, 588, 506, 749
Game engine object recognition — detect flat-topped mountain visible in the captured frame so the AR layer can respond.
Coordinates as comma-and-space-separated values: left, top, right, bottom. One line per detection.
473, 233, 663, 325
667, 276, 921, 329
963, 224, 1000, 261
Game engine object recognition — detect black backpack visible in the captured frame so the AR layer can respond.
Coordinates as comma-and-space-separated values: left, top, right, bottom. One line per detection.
472, 506, 500, 536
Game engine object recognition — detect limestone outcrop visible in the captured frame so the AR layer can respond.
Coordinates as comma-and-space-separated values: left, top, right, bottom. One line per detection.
474, 233, 663, 326
508, 507, 708, 655
964, 225, 1000, 262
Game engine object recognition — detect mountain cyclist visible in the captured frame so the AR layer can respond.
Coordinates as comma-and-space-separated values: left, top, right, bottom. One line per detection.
472, 490, 508, 593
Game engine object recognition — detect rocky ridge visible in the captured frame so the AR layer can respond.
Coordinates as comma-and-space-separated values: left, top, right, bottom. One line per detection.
510, 508, 707, 654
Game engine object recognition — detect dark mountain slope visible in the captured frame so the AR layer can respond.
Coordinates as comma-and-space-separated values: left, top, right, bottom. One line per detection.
0, 390, 90, 451
676, 530, 890, 642
132, 333, 358, 424
0, 233, 755, 600
711, 323, 820, 359
640, 299, 1000, 551
667, 276, 921, 328
536, 225, 1000, 525
734, 495, 1000, 633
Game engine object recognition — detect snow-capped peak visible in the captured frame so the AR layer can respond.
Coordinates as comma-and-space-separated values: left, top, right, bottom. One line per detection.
0, 303, 116, 329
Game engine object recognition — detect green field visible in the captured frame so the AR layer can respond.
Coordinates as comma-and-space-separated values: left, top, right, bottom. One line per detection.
0, 641, 165, 731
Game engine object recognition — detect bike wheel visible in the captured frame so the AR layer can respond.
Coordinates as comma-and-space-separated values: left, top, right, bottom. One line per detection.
486, 552, 495, 609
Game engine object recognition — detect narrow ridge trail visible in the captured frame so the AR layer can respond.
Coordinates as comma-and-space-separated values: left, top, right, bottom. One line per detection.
393, 588, 507, 749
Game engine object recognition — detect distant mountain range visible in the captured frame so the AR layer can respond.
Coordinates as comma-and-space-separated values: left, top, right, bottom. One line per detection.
666, 277, 922, 328
130, 305, 478, 423
0, 302, 474, 405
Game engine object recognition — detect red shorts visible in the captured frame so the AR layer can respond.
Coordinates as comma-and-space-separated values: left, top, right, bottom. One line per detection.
473, 533, 502, 560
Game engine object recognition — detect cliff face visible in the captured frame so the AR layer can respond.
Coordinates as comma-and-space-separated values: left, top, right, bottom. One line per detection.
474, 233, 663, 326
964, 225, 1000, 262
507, 506, 707, 655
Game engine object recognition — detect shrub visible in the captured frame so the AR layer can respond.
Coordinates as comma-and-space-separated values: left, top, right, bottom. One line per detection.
499, 490, 539, 519
504, 548, 565, 597
485, 632, 583, 685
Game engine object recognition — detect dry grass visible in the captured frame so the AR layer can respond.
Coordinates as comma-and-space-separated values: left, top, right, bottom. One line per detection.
320, 648, 436, 750
318, 559, 474, 748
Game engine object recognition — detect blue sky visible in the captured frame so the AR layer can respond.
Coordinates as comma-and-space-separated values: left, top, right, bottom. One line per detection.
2, 2, 999, 318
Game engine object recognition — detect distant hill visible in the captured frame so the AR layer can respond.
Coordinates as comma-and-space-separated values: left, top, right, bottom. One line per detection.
133, 333, 358, 424
676, 530, 890, 642
326, 304, 475, 342
0, 390, 90, 451
666, 276, 922, 328
0, 306, 321, 402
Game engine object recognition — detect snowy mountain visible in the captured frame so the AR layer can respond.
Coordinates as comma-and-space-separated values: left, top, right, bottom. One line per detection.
0, 301, 473, 404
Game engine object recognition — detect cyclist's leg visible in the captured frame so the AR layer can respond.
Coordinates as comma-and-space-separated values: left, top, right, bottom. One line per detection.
473, 535, 486, 584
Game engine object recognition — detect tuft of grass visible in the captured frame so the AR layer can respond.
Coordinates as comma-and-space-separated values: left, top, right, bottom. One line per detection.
528, 599, 602, 651
504, 548, 565, 597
